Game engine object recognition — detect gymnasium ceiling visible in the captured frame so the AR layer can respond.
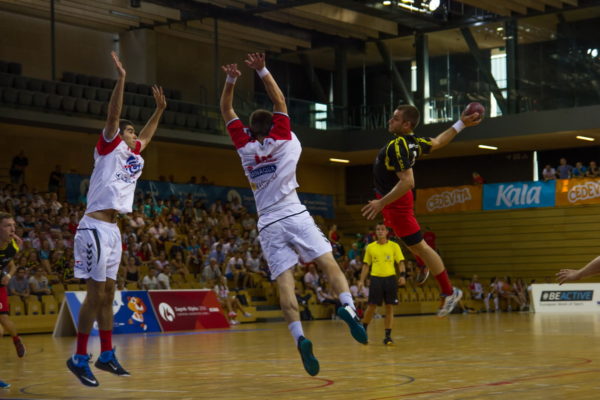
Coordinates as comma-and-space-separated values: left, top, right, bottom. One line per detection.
2, 0, 600, 70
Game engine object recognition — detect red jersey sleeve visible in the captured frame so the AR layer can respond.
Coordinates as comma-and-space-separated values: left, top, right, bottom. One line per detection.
269, 112, 291, 140
226, 118, 251, 149
96, 129, 122, 155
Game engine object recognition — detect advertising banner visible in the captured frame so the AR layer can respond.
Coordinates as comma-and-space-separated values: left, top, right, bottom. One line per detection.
483, 180, 556, 210
555, 178, 600, 206
55, 291, 161, 336
148, 290, 229, 332
65, 174, 334, 218
416, 185, 482, 214
530, 283, 600, 313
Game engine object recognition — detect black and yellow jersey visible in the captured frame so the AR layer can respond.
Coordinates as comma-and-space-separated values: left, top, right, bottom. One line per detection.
0, 239, 18, 270
373, 134, 432, 196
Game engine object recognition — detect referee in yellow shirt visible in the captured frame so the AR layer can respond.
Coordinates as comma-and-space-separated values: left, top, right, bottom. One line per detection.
358, 223, 405, 345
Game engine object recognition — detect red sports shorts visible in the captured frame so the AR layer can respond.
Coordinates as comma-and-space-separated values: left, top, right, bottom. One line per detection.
378, 191, 421, 238
0, 286, 9, 314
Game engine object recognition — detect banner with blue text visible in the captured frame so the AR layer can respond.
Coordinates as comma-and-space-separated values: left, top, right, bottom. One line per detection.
64, 174, 334, 218
482, 180, 556, 210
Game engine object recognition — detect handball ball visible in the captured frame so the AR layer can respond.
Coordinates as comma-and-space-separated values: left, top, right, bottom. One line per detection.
464, 102, 485, 119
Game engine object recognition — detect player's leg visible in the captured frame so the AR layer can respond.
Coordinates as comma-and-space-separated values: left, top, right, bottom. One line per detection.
276, 269, 319, 376
0, 314, 24, 357
259, 221, 318, 376
95, 228, 129, 376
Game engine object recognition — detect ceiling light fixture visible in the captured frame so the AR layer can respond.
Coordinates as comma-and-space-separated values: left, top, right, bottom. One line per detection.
478, 144, 498, 150
382, 0, 392, 5
428, 0, 440, 11
576, 135, 595, 141
329, 158, 350, 164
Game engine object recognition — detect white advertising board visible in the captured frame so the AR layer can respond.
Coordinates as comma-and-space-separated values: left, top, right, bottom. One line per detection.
530, 283, 600, 313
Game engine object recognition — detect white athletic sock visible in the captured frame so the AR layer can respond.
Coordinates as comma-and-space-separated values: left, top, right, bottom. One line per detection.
339, 292, 355, 309
288, 321, 304, 343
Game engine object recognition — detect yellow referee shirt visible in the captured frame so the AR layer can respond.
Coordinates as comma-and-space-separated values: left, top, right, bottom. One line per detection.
363, 240, 404, 277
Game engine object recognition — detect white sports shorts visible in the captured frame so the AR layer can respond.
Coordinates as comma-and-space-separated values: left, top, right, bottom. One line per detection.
74, 215, 122, 282
258, 206, 332, 280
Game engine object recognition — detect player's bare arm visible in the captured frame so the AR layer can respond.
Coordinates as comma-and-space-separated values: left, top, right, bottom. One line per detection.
557, 256, 600, 284
137, 85, 167, 152
430, 111, 482, 152
245, 53, 287, 114
105, 51, 126, 141
361, 169, 415, 220
220, 63, 241, 122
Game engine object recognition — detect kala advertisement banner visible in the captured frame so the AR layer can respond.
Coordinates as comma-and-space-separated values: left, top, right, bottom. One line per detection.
555, 178, 600, 206
55, 291, 161, 336
416, 185, 482, 214
64, 174, 334, 218
483, 180, 556, 210
148, 290, 229, 332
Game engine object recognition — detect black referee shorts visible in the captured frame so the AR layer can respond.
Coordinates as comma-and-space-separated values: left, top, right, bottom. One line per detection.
368, 275, 398, 306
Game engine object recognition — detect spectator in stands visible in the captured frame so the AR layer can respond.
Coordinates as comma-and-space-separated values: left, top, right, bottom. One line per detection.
303, 263, 320, 292
542, 164, 557, 181
499, 276, 524, 311
572, 161, 587, 178
469, 275, 484, 301
213, 276, 251, 325
472, 171, 485, 185
156, 266, 171, 290
316, 281, 340, 314
349, 277, 369, 317
123, 256, 139, 286
8, 267, 30, 301
224, 250, 246, 290
141, 266, 160, 290
28, 267, 52, 299
9, 150, 28, 185
295, 283, 313, 321
556, 158, 573, 179
206, 243, 225, 266
48, 165, 64, 194
201, 257, 222, 287
328, 224, 340, 243
154, 250, 169, 271
586, 161, 599, 178
485, 277, 500, 313
514, 278, 528, 311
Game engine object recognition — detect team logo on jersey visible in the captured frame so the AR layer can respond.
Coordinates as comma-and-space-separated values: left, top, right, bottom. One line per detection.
249, 165, 277, 179
116, 155, 143, 183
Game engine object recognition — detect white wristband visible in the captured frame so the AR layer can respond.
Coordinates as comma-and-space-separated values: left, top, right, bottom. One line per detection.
226, 76, 237, 84
257, 67, 270, 79
452, 120, 465, 133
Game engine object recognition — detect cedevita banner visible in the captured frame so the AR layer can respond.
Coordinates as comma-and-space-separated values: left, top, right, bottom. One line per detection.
415, 185, 482, 214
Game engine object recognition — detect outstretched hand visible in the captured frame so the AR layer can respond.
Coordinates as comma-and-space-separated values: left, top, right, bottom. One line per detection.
221, 63, 242, 78
460, 111, 482, 127
245, 53, 266, 70
111, 51, 126, 78
556, 269, 581, 285
361, 199, 384, 220
152, 85, 167, 110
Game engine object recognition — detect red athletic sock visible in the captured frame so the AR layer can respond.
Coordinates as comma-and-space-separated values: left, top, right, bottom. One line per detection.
99, 330, 112, 353
435, 270, 454, 296
12, 335, 20, 343
76, 332, 89, 356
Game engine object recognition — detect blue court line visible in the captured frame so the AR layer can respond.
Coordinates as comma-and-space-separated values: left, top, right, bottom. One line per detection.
146, 328, 270, 337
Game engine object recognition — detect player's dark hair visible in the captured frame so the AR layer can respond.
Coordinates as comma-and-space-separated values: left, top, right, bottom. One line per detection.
396, 105, 420, 130
119, 119, 135, 133
0, 212, 13, 222
249, 109, 273, 138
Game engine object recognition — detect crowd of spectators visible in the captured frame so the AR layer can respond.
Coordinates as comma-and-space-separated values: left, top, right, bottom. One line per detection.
542, 157, 600, 181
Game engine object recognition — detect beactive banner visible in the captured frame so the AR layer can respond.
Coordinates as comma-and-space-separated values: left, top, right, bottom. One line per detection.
530, 283, 600, 313
555, 178, 600, 206
415, 185, 482, 214
148, 290, 229, 331
64, 174, 334, 219
63, 290, 161, 335
482, 180, 556, 210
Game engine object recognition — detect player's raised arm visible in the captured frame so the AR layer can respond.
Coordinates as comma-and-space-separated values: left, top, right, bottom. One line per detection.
557, 256, 600, 284
245, 53, 287, 114
137, 85, 167, 152
105, 51, 126, 141
220, 63, 241, 123
430, 107, 482, 152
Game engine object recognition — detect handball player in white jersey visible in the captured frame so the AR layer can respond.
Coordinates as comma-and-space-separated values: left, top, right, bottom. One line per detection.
220, 53, 367, 376
67, 52, 166, 387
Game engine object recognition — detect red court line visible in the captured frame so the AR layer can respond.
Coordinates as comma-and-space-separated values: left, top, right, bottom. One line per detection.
272, 377, 334, 393
370, 358, 594, 399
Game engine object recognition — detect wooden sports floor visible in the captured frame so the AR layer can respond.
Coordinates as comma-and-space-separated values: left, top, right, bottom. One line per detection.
1, 313, 600, 400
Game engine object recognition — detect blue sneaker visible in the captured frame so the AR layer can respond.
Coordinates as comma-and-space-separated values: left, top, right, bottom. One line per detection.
297, 336, 319, 376
0, 380, 10, 389
95, 348, 130, 376
67, 354, 99, 387
337, 305, 368, 344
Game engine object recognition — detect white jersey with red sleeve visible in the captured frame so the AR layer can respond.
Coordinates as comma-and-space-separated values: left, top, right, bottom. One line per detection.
85, 131, 144, 214
226, 112, 301, 215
